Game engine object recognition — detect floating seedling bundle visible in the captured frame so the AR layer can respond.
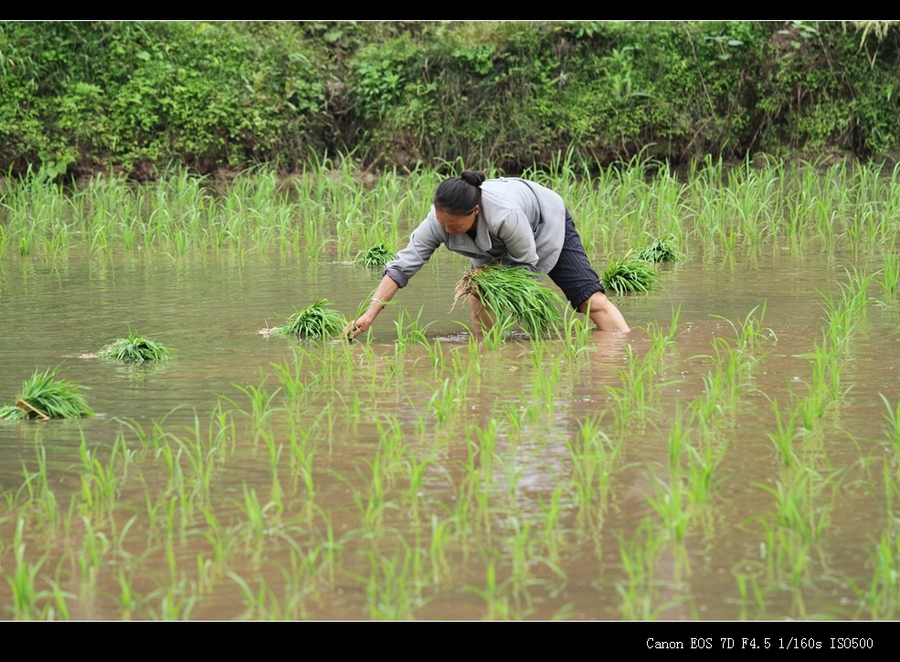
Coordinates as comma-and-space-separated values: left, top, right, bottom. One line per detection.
354, 243, 396, 268
0, 369, 93, 420
634, 236, 682, 263
271, 299, 346, 339
98, 332, 171, 363
600, 254, 660, 295
453, 265, 564, 338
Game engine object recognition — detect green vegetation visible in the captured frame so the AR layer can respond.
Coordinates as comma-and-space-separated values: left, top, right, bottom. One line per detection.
2, 21, 900, 178
454, 265, 564, 338
271, 300, 346, 339
3, 161, 900, 620
634, 237, 682, 263
98, 332, 171, 363
354, 244, 396, 268
600, 256, 660, 295
0, 369, 93, 420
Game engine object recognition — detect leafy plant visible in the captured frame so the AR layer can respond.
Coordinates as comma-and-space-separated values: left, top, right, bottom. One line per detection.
98, 331, 171, 363
453, 264, 564, 338
271, 300, 346, 339
634, 237, 682, 263
600, 256, 660, 295
354, 243, 396, 268
0, 369, 93, 420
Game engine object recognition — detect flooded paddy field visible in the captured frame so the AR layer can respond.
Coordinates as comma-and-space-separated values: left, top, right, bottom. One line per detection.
2, 163, 900, 620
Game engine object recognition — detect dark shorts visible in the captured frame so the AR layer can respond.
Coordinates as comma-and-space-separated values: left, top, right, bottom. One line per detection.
547, 210, 605, 310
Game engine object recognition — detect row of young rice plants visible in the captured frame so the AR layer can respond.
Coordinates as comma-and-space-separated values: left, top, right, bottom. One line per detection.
4, 157, 900, 268
724, 266, 900, 620
4, 275, 900, 619
0, 296, 687, 619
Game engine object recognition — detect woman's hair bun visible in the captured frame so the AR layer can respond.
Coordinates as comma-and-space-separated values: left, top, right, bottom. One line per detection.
434, 170, 485, 214
460, 171, 486, 187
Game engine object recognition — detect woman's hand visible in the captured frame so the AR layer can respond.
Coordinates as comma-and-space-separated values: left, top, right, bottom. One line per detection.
345, 309, 379, 339
344, 275, 400, 340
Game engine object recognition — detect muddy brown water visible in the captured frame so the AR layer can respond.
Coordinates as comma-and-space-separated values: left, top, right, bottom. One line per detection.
1, 245, 899, 620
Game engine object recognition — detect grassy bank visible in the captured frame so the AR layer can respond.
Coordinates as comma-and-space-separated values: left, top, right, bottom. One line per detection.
2, 21, 900, 179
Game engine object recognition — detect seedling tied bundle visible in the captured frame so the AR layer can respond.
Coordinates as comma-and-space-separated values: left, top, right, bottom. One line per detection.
0, 369, 93, 420
270, 299, 347, 339
354, 243, 396, 268
599, 237, 681, 296
454, 265, 564, 338
98, 332, 171, 363
634, 236, 682, 264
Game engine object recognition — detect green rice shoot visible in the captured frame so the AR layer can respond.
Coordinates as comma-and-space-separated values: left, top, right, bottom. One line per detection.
354, 243, 396, 268
601, 256, 660, 295
0, 368, 93, 420
634, 236, 683, 263
271, 299, 347, 339
0, 405, 25, 421
453, 265, 564, 338
98, 331, 171, 363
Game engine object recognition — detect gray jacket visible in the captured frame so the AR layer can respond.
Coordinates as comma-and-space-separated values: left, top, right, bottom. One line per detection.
384, 177, 567, 288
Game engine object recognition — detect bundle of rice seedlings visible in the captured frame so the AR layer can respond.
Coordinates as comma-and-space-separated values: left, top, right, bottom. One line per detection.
601, 256, 660, 295
98, 331, 171, 363
0, 369, 93, 420
634, 237, 683, 263
354, 243, 396, 268
271, 299, 346, 339
453, 265, 564, 338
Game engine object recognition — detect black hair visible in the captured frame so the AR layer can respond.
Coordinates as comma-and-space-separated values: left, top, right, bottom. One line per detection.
433, 170, 486, 215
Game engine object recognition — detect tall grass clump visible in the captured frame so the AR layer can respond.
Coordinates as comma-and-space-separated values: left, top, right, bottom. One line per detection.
453, 265, 564, 338
354, 243, 396, 268
634, 237, 683, 263
271, 300, 346, 339
97, 332, 171, 363
0, 369, 93, 420
600, 256, 660, 295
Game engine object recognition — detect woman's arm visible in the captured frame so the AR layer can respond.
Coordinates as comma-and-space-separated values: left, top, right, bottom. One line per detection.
345, 211, 447, 339
346, 275, 400, 339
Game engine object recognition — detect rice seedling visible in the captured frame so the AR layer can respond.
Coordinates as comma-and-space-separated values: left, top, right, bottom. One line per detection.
354, 243, 396, 268
4, 517, 49, 620
565, 417, 618, 529
228, 572, 287, 620
878, 253, 900, 296
466, 561, 514, 620
428, 376, 468, 423
269, 299, 346, 339
97, 331, 171, 363
733, 564, 767, 620
429, 514, 453, 586
767, 398, 802, 468
646, 472, 690, 544
358, 543, 428, 620
880, 394, 900, 455
600, 255, 660, 295
147, 575, 198, 621
394, 307, 432, 351
634, 236, 683, 263
0, 369, 93, 420
853, 520, 900, 619
616, 516, 662, 620
453, 264, 564, 339
760, 467, 835, 548
537, 484, 566, 563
